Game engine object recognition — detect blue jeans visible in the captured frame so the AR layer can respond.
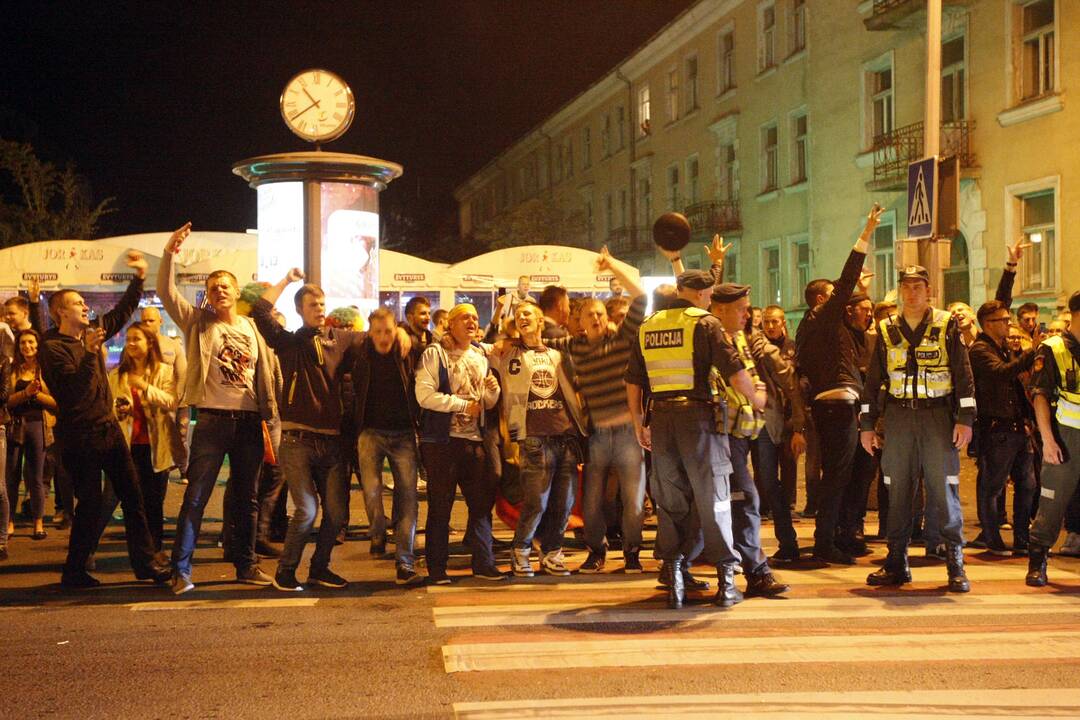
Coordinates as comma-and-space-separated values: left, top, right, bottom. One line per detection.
729, 435, 767, 574
584, 424, 645, 554
977, 429, 1036, 548
278, 431, 349, 574
0, 426, 8, 544
8, 418, 46, 521
513, 435, 580, 554
357, 429, 417, 567
171, 411, 264, 577
753, 432, 798, 550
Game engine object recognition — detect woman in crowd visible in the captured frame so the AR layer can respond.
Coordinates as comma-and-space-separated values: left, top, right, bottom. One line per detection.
108, 321, 178, 550
6, 329, 56, 541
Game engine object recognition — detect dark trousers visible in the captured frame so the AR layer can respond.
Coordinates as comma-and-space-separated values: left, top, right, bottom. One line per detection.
841, 445, 878, 537
729, 436, 767, 574
46, 444, 74, 516
7, 419, 47, 521
803, 417, 823, 514
60, 422, 158, 577
810, 400, 859, 552
421, 438, 496, 575
131, 444, 169, 552
753, 432, 798, 550
977, 429, 1036, 548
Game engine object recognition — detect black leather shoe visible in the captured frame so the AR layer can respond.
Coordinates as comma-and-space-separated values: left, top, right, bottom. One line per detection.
745, 569, 789, 597
667, 558, 685, 609
813, 545, 856, 566
61, 571, 101, 589
714, 564, 743, 608
135, 563, 173, 584
867, 548, 911, 586
771, 544, 800, 563
945, 543, 970, 593
836, 533, 869, 557
1026, 545, 1049, 587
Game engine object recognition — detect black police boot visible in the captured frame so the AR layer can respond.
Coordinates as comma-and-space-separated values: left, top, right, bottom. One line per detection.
714, 563, 744, 608
744, 566, 789, 597
659, 561, 711, 591
945, 543, 970, 593
667, 558, 686, 609
866, 547, 911, 586
1026, 545, 1049, 587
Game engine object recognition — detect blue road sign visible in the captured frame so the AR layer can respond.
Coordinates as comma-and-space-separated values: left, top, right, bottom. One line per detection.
907, 157, 936, 239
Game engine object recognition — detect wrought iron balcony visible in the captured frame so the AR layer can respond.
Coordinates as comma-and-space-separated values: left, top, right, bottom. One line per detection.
606, 226, 651, 256
868, 120, 976, 191
865, 0, 977, 31
684, 199, 742, 237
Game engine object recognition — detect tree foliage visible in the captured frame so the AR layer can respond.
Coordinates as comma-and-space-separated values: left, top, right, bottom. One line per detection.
0, 139, 115, 247
472, 195, 589, 252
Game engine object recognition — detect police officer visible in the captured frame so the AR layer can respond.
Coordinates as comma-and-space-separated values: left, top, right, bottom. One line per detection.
626, 270, 765, 609
1025, 291, 1080, 587
860, 265, 976, 593
709, 283, 792, 595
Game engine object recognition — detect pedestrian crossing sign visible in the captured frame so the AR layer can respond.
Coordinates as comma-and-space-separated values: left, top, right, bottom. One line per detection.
907, 157, 936, 240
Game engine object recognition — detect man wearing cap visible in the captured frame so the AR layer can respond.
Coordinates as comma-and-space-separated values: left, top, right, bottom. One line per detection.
860, 265, 976, 592
795, 205, 881, 565
708, 282, 794, 595
1024, 291, 1080, 586
627, 269, 765, 608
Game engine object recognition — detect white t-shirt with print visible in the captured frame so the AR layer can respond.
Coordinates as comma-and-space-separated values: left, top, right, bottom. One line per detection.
200, 319, 259, 412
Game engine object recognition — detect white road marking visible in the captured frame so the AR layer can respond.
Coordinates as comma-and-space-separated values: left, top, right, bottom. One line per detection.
130, 598, 319, 611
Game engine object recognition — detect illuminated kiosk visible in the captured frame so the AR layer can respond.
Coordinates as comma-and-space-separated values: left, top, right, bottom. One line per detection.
232, 151, 402, 323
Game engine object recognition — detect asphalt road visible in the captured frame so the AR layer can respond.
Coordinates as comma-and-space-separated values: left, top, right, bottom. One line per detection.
3, 456, 1080, 719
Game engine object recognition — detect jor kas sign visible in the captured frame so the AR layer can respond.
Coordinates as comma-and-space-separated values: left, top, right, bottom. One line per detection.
907, 157, 936, 240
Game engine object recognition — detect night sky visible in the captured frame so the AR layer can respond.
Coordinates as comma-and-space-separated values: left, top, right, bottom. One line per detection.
3, 1, 695, 255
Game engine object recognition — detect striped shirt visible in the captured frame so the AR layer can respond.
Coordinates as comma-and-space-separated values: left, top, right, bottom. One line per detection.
547, 295, 647, 428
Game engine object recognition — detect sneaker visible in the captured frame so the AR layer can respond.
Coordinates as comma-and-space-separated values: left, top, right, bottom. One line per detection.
813, 546, 856, 566
308, 567, 348, 589
236, 565, 274, 586
985, 541, 1012, 557
61, 571, 101, 589
511, 548, 535, 578
170, 574, 194, 595
623, 550, 643, 574
396, 565, 423, 586
472, 565, 506, 582
578, 551, 606, 574
273, 570, 304, 592
772, 545, 801, 563
541, 550, 571, 576
428, 571, 453, 585
1058, 532, 1080, 558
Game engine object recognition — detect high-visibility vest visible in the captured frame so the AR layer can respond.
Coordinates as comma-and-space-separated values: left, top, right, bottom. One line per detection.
879, 309, 953, 400
712, 330, 766, 439
1043, 334, 1080, 430
640, 307, 709, 394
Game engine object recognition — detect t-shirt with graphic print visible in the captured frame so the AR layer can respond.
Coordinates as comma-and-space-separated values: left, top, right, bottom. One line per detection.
446, 346, 486, 441
523, 347, 573, 437
200, 319, 259, 412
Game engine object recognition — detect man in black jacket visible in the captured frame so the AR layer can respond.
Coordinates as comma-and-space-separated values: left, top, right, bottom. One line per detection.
40, 251, 170, 588
795, 205, 881, 565
969, 241, 1036, 555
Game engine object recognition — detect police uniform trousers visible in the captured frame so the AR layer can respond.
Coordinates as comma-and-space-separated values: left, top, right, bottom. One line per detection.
729, 436, 768, 574
881, 403, 964, 550
1030, 423, 1080, 549
648, 402, 738, 567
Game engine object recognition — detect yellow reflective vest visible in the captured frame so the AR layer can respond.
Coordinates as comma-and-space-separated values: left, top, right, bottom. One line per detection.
710, 330, 766, 439
640, 307, 709, 394
879, 309, 953, 400
1043, 334, 1080, 430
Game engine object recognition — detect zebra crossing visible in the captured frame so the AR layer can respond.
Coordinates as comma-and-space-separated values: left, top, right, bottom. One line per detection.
428, 546, 1080, 718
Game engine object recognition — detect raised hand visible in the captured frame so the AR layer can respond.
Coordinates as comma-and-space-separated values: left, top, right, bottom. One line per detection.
285, 267, 305, 284
704, 234, 732, 265
595, 245, 613, 272
1007, 236, 1032, 265
26, 278, 40, 300
857, 270, 875, 292
864, 203, 884, 232
126, 250, 149, 279
165, 222, 192, 255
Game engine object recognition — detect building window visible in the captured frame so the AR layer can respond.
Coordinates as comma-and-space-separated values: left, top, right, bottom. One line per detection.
790, 238, 810, 305
686, 156, 700, 205
666, 164, 681, 211
637, 176, 652, 226
601, 114, 611, 157
604, 193, 613, 237
582, 127, 591, 169
666, 68, 680, 123
761, 123, 778, 193
685, 55, 699, 112
616, 106, 626, 149
1020, 190, 1055, 291
619, 188, 628, 228
758, 2, 777, 72
720, 143, 737, 201
791, 112, 808, 184
1019, 0, 1055, 101
788, 0, 806, 56
637, 86, 651, 137
872, 221, 896, 300
867, 65, 894, 144
941, 35, 966, 123
719, 30, 736, 93
584, 196, 594, 244
762, 243, 782, 306
565, 138, 574, 178
724, 241, 740, 282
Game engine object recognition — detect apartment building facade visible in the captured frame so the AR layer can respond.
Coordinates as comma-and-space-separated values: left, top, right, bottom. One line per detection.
455, 0, 1075, 314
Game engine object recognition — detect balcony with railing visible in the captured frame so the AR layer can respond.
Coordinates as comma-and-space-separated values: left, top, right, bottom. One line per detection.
684, 199, 742, 237
864, 0, 976, 31
606, 226, 651, 256
868, 119, 976, 191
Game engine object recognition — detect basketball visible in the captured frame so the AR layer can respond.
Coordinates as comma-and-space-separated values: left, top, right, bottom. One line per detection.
653, 212, 691, 252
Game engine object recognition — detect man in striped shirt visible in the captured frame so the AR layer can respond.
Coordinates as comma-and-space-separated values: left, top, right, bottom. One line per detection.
544, 247, 648, 573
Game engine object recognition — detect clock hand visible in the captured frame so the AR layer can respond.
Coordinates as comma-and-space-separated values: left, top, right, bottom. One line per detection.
290, 101, 318, 121
302, 87, 321, 107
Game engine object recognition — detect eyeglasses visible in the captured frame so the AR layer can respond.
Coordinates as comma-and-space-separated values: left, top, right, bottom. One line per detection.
983, 317, 1011, 324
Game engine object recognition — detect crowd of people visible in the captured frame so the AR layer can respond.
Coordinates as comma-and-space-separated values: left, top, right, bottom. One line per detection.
2, 213, 1078, 607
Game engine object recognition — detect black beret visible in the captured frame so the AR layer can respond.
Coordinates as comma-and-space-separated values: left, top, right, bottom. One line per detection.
847, 292, 871, 306
710, 283, 751, 303
1069, 291, 1080, 313
899, 265, 930, 283
675, 270, 714, 291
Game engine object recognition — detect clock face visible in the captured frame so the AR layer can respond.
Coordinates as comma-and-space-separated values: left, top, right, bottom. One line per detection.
280, 69, 355, 143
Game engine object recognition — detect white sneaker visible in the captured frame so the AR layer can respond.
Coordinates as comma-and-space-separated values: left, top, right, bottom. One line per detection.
511, 548, 534, 577
541, 550, 571, 576
1058, 532, 1080, 557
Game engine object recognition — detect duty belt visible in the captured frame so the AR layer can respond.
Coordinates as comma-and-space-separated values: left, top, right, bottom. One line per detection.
887, 397, 950, 410
652, 396, 710, 407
